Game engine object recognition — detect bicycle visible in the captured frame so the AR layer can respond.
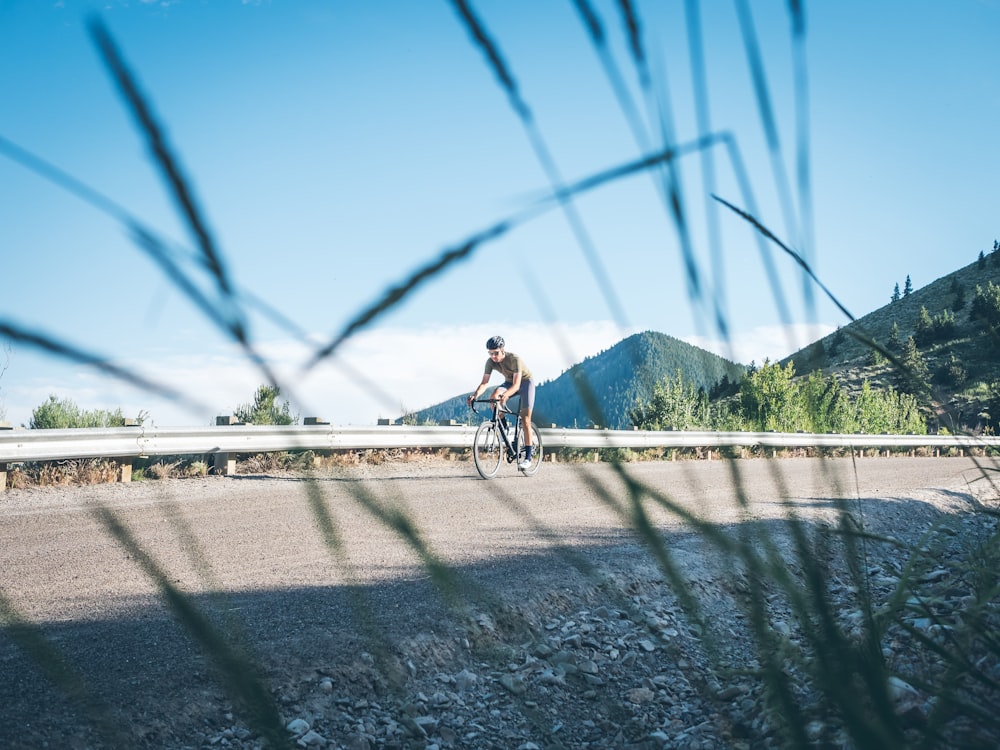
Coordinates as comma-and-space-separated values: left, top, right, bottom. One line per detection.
469, 398, 544, 479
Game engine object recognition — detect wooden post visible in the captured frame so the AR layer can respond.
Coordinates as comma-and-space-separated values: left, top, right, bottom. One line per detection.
116, 458, 133, 483
213, 416, 241, 475
213, 452, 236, 476
0, 422, 10, 493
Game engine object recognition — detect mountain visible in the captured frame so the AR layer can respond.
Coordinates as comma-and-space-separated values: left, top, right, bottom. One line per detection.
531, 331, 745, 429
781, 250, 1000, 431
408, 250, 1000, 434
405, 331, 745, 429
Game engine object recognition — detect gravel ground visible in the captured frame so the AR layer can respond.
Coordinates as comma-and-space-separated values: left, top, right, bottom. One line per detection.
1, 455, 998, 749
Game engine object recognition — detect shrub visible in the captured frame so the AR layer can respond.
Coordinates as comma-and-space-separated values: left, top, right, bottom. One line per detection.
148, 461, 179, 480
234, 384, 297, 425
970, 281, 1000, 328
30, 395, 143, 429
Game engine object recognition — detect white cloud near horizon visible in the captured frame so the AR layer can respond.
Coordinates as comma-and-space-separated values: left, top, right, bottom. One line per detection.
2, 321, 834, 428
2, 322, 637, 428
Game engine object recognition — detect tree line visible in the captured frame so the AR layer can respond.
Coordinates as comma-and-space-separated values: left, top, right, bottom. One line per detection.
629, 361, 926, 435
25, 385, 296, 429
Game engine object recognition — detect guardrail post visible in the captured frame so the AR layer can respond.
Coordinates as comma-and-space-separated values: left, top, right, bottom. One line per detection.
0, 422, 9, 491
304, 417, 329, 425
116, 458, 133, 483
214, 416, 243, 475
213, 452, 236, 476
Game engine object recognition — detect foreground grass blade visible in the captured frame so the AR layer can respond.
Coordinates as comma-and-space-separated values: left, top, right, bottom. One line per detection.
0, 592, 128, 747
92, 506, 291, 749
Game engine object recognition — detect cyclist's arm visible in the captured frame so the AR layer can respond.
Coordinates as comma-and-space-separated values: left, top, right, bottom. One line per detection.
467, 373, 492, 405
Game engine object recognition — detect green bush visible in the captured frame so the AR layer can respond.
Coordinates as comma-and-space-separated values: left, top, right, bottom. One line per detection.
29, 395, 143, 429
234, 384, 297, 425
970, 281, 1000, 327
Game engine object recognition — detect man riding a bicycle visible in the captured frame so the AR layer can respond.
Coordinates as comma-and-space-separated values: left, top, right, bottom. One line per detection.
466, 335, 536, 470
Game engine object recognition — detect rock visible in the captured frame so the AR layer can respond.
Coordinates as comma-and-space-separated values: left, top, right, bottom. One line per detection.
499, 673, 527, 696
298, 729, 326, 746
627, 687, 656, 704
455, 669, 478, 692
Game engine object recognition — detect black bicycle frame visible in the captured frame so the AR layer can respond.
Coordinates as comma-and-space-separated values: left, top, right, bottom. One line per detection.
472, 398, 522, 462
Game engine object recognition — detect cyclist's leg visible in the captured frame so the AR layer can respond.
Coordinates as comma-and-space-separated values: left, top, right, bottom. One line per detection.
518, 379, 536, 458
493, 383, 512, 428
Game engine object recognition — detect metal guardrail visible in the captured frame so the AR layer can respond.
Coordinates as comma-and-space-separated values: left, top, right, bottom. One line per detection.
2, 422, 998, 466
0, 423, 478, 464
540, 428, 1000, 451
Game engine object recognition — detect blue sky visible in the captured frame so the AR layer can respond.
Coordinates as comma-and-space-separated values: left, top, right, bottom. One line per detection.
1, 0, 998, 427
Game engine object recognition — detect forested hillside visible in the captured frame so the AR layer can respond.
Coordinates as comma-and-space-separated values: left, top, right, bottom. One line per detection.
783, 246, 1000, 433
405, 331, 744, 429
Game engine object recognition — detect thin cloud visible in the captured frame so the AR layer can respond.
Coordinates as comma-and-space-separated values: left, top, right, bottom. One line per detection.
3, 322, 635, 427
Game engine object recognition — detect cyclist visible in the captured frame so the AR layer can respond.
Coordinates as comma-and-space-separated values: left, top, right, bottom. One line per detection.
466, 335, 536, 470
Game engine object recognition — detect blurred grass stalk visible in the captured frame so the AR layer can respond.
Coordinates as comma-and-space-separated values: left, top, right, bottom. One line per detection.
0, 3, 997, 749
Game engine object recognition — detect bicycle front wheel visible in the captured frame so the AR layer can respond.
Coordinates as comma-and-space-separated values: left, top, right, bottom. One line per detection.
518, 421, 544, 476
473, 421, 502, 479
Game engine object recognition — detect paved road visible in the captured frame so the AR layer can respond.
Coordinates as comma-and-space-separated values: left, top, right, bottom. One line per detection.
0, 456, 989, 748
1, 456, 985, 621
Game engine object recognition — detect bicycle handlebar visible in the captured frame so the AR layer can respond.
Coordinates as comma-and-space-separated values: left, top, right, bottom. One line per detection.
469, 398, 513, 415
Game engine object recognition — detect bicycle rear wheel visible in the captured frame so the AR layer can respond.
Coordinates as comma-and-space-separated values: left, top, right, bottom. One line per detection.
518, 421, 544, 476
473, 421, 502, 479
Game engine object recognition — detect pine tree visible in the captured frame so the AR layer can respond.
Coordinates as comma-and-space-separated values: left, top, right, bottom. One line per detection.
887, 321, 901, 351
950, 277, 966, 312
903, 275, 913, 297
970, 281, 1000, 326
899, 336, 929, 394
235, 384, 297, 425
914, 306, 934, 346
891, 283, 901, 303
